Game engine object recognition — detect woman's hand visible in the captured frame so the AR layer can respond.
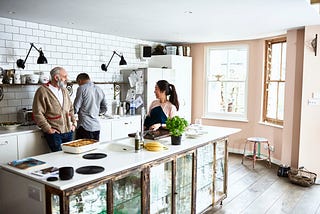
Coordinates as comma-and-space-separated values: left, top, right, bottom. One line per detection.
149, 123, 161, 131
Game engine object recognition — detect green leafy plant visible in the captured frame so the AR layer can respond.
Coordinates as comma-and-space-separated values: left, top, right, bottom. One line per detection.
166, 116, 188, 137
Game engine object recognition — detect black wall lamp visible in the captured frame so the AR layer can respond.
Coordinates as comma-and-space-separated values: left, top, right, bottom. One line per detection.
16, 43, 48, 69
101, 51, 127, 71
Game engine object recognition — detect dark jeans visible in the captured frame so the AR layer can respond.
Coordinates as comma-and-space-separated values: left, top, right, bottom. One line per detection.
44, 131, 74, 152
75, 126, 100, 141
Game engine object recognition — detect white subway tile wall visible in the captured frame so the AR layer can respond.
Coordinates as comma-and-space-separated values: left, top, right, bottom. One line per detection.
0, 17, 162, 122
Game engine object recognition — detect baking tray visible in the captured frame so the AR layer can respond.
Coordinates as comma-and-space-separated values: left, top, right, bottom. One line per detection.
61, 139, 99, 154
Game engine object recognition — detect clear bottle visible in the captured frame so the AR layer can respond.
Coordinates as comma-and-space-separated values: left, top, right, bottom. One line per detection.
130, 98, 135, 115
135, 131, 140, 152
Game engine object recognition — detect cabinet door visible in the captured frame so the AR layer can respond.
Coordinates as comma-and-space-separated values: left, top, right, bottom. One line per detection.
175, 153, 193, 213
196, 143, 214, 213
17, 132, 50, 159
172, 57, 192, 123
111, 116, 140, 140
214, 139, 227, 204
113, 171, 141, 213
150, 160, 173, 213
68, 183, 107, 213
99, 119, 112, 142
0, 135, 18, 164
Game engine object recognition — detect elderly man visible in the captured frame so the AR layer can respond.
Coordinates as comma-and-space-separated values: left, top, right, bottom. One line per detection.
33, 67, 76, 152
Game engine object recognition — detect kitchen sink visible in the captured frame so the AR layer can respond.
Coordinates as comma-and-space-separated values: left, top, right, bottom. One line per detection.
103, 139, 135, 152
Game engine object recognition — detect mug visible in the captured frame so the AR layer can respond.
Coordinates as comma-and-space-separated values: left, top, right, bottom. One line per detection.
59, 167, 74, 180
20, 75, 27, 84
14, 73, 21, 84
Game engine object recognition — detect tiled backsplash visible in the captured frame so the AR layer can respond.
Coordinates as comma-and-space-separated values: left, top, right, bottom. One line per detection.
0, 17, 162, 121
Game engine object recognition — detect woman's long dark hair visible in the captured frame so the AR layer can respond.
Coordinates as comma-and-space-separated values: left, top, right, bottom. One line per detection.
157, 80, 179, 111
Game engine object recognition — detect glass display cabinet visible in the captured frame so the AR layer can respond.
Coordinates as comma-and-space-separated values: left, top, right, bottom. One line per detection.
48, 182, 108, 214
175, 152, 194, 214
149, 160, 173, 214
214, 139, 228, 204
113, 171, 141, 214
196, 143, 214, 213
43, 137, 228, 214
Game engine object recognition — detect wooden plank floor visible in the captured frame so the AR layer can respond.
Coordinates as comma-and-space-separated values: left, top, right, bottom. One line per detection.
206, 153, 320, 214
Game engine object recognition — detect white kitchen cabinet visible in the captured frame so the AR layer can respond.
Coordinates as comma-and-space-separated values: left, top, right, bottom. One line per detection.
111, 116, 140, 140
149, 55, 192, 123
0, 135, 18, 164
99, 119, 112, 142
17, 132, 50, 159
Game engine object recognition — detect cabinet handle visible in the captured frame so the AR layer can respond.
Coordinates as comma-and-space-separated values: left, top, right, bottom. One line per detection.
0, 141, 8, 145
124, 122, 129, 125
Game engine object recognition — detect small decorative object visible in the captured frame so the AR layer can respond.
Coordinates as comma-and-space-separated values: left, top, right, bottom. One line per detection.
311, 34, 317, 56
166, 116, 188, 145
152, 45, 165, 55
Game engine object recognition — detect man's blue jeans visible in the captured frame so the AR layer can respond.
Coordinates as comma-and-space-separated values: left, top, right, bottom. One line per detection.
44, 131, 73, 152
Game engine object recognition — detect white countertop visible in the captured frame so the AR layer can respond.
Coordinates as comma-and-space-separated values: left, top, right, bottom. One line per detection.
0, 125, 40, 136
0, 125, 240, 190
0, 115, 140, 137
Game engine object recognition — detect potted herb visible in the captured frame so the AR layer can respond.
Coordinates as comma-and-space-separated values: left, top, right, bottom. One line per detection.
166, 116, 188, 145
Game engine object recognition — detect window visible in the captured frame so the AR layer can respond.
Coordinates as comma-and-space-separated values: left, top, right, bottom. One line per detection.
205, 45, 248, 121
263, 37, 286, 126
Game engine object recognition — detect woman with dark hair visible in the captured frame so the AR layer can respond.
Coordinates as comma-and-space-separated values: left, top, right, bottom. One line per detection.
144, 80, 179, 130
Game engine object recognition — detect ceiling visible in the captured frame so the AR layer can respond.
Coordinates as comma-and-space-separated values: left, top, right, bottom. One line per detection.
0, 0, 320, 43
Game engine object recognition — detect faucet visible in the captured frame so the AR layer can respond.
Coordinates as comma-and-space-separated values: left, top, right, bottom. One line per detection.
140, 107, 145, 145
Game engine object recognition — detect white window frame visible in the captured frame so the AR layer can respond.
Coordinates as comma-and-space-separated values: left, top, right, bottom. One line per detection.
204, 45, 249, 122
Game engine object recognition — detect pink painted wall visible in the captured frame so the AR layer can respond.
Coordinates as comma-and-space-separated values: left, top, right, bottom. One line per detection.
190, 32, 305, 165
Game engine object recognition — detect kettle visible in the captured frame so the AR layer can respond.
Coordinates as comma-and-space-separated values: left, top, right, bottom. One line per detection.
121, 101, 130, 114
116, 106, 124, 116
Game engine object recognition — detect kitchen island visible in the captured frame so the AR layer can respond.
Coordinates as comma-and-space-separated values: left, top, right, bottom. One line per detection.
0, 125, 240, 214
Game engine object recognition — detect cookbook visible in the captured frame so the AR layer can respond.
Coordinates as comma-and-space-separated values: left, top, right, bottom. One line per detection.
8, 157, 46, 170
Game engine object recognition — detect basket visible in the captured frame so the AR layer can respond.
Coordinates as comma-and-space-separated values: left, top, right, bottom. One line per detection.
288, 168, 317, 187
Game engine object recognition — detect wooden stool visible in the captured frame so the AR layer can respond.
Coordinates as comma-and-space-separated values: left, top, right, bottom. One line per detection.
241, 137, 271, 168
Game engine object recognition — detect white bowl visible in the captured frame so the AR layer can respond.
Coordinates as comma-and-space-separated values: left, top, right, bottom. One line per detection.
30, 75, 39, 84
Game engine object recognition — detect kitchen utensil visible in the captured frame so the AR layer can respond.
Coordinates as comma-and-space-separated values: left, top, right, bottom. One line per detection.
59, 167, 74, 180
76, 166, 105, 174
3, 69, 15, 84
14, 73, 21, 84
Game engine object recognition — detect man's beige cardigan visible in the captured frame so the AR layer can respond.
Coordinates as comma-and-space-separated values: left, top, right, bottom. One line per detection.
32, 82, 76, 134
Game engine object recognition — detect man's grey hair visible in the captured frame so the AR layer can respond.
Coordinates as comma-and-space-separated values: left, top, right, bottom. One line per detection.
50, 67, 64, 79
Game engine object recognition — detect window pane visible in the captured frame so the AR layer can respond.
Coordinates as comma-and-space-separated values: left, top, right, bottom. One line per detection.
207, 81, 224, 112
270, 43, 281, 80
206, 45, 248, 120
266, 82, 277, 118
263, 38, 286, 125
